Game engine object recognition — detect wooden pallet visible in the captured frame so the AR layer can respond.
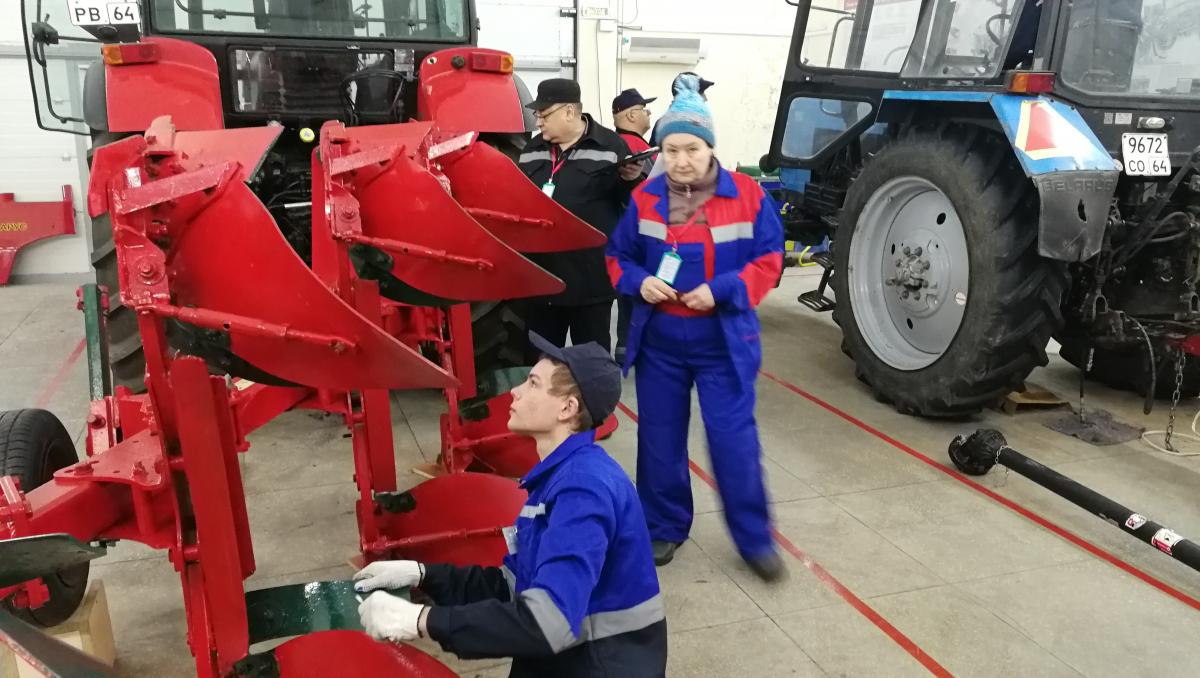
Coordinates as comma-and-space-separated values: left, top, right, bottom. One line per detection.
997, 383, 1068, 415
0, 581, 115, 678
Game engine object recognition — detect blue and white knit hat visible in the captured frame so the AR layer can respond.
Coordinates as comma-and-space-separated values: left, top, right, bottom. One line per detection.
655, 73, 715, 148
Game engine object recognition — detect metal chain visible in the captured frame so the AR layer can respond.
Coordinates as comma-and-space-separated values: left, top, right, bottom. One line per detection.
1079, 347, 1095, 423
1165, 348, 1185, 452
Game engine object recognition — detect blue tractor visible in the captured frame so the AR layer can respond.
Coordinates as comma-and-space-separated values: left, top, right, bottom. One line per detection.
762, 0, 1200, 416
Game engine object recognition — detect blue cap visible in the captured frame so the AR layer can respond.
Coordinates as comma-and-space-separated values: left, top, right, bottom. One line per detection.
529, 332, 621, 427
612, 88, 657, 114
656, 73, 715, 147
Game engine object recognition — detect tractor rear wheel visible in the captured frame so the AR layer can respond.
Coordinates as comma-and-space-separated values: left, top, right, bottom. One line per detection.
0, 409, 89, 627
832, 125, 1068, 417
89, 131, 146, 393
471, 301, 527, 375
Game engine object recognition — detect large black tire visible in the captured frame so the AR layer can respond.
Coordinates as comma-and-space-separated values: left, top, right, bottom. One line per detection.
1057, 334, 1200, 400
471, 301, 527, 376
0, 409, 89, 627
89, 131, 146, 394
832, 125, 1069, 417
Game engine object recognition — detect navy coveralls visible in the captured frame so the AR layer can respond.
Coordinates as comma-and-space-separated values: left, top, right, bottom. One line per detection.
605, 167, 784, 560
423, 430, 667, 677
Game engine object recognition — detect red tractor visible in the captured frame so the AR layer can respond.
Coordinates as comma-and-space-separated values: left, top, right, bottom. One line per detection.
1, 1, 608, 675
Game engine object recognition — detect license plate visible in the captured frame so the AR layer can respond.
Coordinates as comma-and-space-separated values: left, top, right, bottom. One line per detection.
67, 0, 141, 26
1121, 133, 1171, 176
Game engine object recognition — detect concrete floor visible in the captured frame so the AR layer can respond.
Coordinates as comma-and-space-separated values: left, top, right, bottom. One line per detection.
4, 272, 1200, 677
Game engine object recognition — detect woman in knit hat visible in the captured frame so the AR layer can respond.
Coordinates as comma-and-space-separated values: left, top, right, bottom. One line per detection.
605, 74, 787, 581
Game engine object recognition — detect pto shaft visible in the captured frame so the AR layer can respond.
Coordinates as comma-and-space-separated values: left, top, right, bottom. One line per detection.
948, 429, 1200, 573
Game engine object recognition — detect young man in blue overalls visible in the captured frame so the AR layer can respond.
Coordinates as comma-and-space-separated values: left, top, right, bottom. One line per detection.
606, 74, 787, 581
354, 333, 667, 677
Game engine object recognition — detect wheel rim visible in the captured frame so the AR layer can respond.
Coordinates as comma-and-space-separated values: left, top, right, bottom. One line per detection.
847, 176, 970, 371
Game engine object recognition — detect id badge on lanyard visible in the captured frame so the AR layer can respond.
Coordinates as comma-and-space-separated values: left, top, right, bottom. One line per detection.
655, 210, 701, 286
542, 147, 569, 199
656, 251, 682, 286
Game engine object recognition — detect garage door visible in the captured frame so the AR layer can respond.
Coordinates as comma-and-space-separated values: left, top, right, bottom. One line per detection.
474, 0, 577, 91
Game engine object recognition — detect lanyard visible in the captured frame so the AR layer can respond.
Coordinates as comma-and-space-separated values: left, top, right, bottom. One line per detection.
549, 146, 570, 181
666, 209, 705, 253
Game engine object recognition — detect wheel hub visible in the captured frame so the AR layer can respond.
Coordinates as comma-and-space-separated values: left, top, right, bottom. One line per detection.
847, 176, 970, 371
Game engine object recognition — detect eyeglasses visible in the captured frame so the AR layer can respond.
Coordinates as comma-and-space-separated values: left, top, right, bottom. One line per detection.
535, 104, 568, 121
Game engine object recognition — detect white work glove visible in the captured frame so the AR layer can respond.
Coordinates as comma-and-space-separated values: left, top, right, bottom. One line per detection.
353, 560, 424, 593
358, 591, 425, 643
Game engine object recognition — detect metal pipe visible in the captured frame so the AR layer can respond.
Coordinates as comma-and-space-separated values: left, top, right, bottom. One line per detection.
145, 303, 357, 353
364, 526, 504, 553
463, 207, 552, 228
949, 429, 1200, 572
344, 234, 495, 270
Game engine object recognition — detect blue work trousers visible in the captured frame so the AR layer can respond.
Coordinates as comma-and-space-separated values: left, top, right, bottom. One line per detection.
634, 311, 773, 559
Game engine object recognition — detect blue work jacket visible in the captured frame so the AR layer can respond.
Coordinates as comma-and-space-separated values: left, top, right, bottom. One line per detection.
605, 165, 785, 386
423, 430, 667, 677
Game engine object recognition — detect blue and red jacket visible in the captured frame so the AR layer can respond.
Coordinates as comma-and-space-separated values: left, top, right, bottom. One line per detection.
605, 165, 784, 384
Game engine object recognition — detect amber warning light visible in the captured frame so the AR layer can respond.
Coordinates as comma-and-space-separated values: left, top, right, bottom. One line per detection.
471, 52, 514, 74
1007, 72, 1055, 94
102, 42, 161, 66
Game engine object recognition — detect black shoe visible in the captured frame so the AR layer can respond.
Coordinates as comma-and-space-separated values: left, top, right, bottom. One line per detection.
746, 551, 787, 583
651, 541, 680, 566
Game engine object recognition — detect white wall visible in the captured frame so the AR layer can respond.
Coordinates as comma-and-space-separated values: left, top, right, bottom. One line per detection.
0, 55, 93, 279
1, 1, 94, 279
575, 0, 798, 168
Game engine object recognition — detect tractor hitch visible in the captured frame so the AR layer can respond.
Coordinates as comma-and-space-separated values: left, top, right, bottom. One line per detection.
949, 430, 1200, 573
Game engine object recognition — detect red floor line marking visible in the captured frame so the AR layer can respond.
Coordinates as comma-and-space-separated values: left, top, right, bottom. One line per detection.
614, 401, 954, 678
34, 339, 85, 409
758, 370, 1200, 613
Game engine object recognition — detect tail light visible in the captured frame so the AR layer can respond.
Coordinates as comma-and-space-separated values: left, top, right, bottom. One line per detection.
1007, 71, 1055, 94
470, 52, 514, 74
101, 42, 160, 66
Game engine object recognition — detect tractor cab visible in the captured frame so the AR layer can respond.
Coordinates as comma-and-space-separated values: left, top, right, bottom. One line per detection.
763, 0, 1200, 417
767, 0, 1200, 183
24, 0, 534, 134
23, 0, 535, 265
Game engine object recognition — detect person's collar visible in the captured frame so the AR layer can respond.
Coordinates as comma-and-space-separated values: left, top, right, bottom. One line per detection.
666, 159, 718, 195
519, 429, 596, 488
642, 160, 738, 199
557, 114, 590, 152
616, 125, 645, 141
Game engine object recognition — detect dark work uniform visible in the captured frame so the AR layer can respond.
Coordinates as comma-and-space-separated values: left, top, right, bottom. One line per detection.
422, 430, 667, 678
517, 115, 634, 358
614, 128, 654, 355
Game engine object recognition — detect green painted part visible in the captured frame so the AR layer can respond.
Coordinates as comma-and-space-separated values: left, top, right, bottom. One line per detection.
0, 534, 107, 588
244, 580, 410, 645
0, 610, 114, 677
79, 283, 111, 400
735, 164, 778, 179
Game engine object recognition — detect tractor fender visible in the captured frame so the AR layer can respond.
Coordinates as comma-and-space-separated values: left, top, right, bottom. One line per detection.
881, 92, 1118, 262
103, 37, 222, 133
417, 48, 525, 134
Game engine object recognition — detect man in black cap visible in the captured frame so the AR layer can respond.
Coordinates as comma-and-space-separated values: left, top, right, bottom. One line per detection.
516, 78, 644, 360
610, 87, 657, 364
612, 88, 656, 161
355, 333, 667, 677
